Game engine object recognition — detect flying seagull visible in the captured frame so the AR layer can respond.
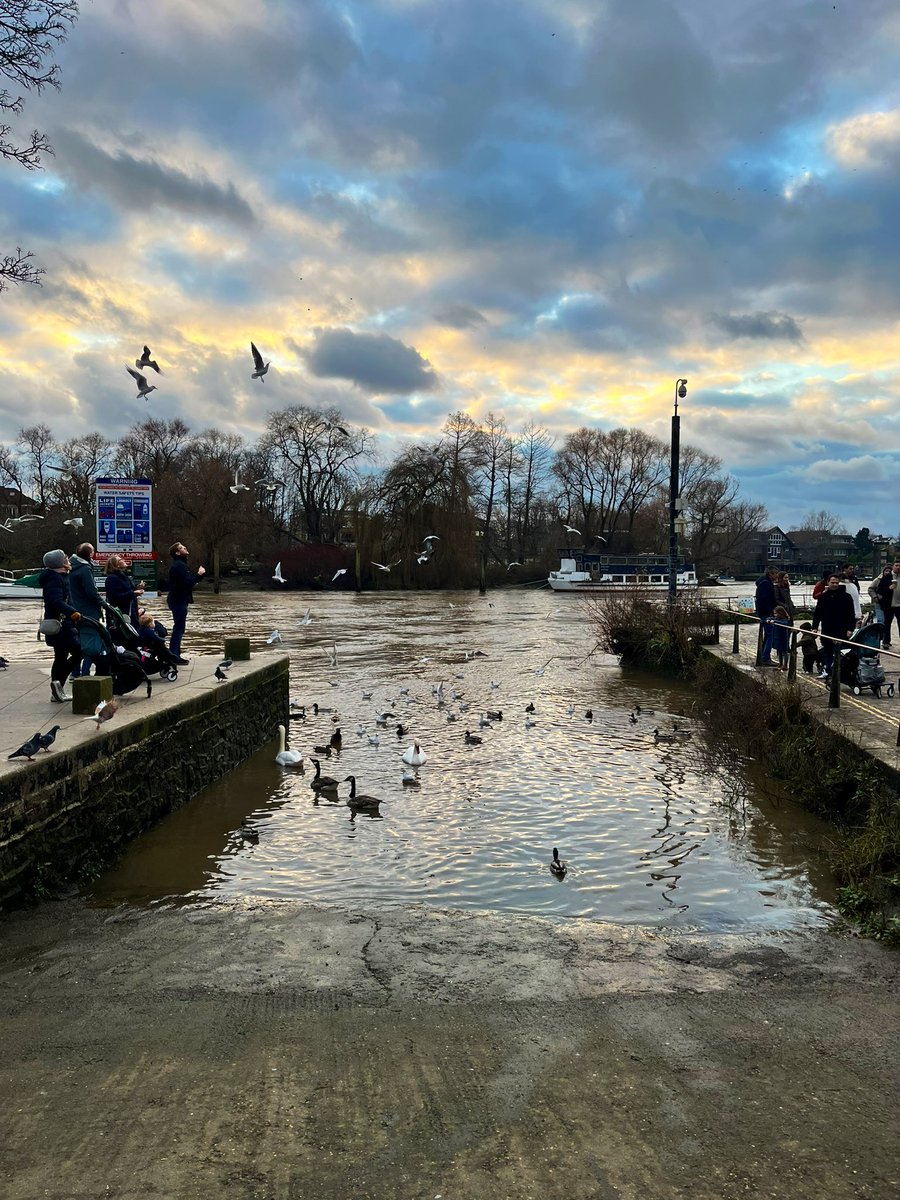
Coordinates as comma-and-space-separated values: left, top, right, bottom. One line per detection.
422, 535, 440, 548
136, 345, 162, 373
299, 607, 312, 626
9, 515, 44, 524
266, 629, 282, 644
371, 559, 401, 572
63, 517, 84, 531
84, 699, 118, 726
250, 342, 269, 381
331, 568, 347, 582
229, 469, 250, 494
272, 561, 286, 583
126, 366, 158, 400
506, 561, 522, 570
562, 524, 581, 537
255, 478, 282, 492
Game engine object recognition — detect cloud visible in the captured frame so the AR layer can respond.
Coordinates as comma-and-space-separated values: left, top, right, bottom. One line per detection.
433, 303, 487, 330
305, 328, 439, 394
826, 109, 900, 170
801, 454, 889, 484
51, 128, 255, 226
711, 311, 804, 342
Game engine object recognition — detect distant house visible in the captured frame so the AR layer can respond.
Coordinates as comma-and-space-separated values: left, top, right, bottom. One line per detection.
0, 486, 38, 521
787, 529, 856, 574
741, 526, 799, 574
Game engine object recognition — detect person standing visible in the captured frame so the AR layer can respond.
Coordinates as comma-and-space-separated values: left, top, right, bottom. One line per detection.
774, 572, 795, 621
166, 541, 205, 662
39, 550, 81, 703
872, 566, 895, 646
812, 575, 856, 680
68, 543, 107, 676
889, 562, 900, 648
754, 566, 778, 664
104, 553, 144, 627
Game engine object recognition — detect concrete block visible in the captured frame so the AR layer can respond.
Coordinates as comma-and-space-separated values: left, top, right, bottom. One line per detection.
224, 637, 251, 662
72, 675, 114, 715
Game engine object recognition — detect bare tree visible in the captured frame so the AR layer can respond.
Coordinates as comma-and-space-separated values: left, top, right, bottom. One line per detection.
47, 431, 113, 510
0, 1, 79, 289
799, 509, 847, 535
16, 423, 57, 510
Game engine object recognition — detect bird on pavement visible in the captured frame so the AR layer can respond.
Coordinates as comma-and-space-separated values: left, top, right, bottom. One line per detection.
38, 725, 61, 752
250, 341, 269, 381
8, 731, 43, 760
84, 699, 119, 726
136, 345, 162, 373
126, 366, 157, 400
215, 665, 228, 682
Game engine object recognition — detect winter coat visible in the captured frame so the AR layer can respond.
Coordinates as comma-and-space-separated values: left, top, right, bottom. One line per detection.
167, 557, 202, 607
105, 570, 140, 627
754, 575, 776, 620
874, 573, 893, 609
68, 555, 105, 659
40, 568, 80, 650
812, 588, 856, 639
774, 583, 795, 620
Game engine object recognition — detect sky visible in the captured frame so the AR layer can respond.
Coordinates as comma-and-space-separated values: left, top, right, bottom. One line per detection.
1, 0, 898, 534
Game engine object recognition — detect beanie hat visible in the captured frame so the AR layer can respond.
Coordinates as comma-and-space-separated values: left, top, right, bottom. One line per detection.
43, 549, 67, 569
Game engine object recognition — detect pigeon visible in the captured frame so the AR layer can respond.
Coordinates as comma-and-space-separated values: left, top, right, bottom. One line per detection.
215, 665, 228, 682
371, 559, 401, 572
63, 516, 84, 531
229, 469, 250, 494
126, 366, 158, 400
250, 341, 269, 381
38, 725, 61, 752
331, 568, 348, 582
266, 630, 282, 644
84, 699, 118, 726
272, 561, 286, 584
8, 731, 42, 760
0, 656, 8, 669
136, 345, 162, 373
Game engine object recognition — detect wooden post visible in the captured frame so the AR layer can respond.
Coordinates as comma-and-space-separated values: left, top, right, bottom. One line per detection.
787, 629, 798, 681
828, 643, 841, 708
755, 622, 764, 666
732, 619, 740, 655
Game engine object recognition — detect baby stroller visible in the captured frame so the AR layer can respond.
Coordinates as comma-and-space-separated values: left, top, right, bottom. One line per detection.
76, 611, 153, 698
101, 600, 179, 683
839, 620, 894, 698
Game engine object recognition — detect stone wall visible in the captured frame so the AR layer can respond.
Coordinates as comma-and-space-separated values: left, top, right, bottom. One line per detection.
0, 657, 289, 910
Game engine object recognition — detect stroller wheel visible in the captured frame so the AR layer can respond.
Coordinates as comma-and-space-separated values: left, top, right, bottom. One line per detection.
889, 684, 895, 698
166, 668, 178, 682
852, 686, 861, 695
873, 686, 882, 698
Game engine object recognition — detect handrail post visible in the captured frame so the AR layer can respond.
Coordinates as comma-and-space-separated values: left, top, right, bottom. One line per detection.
732, 618, 740, 654
787, 628, 797, 681
828, 641, 841, 708
713, 608, 720, 644
755, 622, 765, 666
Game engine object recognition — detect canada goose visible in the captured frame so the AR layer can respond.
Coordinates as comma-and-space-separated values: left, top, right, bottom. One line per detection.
275, 725, 303, 767
550, 848, 567, 877
344, 775, 381, 812
653, 728, 677, 743
464, 731, 482, 744
402, 743, 427, 767
330, 728, 342, 748
309, 758, 339, 790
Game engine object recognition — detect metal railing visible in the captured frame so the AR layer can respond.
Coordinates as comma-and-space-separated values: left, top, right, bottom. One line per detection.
725, 612, 900, 744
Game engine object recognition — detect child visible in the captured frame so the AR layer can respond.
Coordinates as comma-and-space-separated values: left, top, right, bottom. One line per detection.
798, 620, 820, 675
769, 605, 792, 671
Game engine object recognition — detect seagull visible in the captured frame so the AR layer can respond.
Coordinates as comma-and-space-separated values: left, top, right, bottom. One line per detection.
422, 535, 440, 548
367, 733, 380, 747
229, 469, 250, 494
126, 366, 157, 399
136, 345, 162, 373
506, 561, 522, 570
323, 642, 338, 668
9, 514, 43, 524
525, 716, 537, 728
8, 731, 43, 760
332, 568, 348, 582
250, 341, 269, 381
255, 478, 282, 491
401, 768, 421, 786
266, 630, 282, 644
299, 607, 312, 626
416, 553, 431, 565
272, 561, 286, 583
372, 559, 401, 572
63, 517, 84, 531
593, 535, 608, 544
219, 658, 234, 671
215, 664, 228, 682
562, 524, 581, 537
84, 699, 119, 726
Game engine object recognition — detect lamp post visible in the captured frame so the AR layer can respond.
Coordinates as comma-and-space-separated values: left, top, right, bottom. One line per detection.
668, 378, 688, 604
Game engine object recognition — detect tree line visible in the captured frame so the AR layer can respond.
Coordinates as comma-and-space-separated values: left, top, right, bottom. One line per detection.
0, 409, 767, 586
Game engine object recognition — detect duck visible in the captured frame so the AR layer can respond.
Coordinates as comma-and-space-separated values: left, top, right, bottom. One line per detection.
525, 702, 536, 713
311, 743, 333, 756
635, 705, 655, 716
344, 775, 382, 812
629, 712, 638, 724
402, 742, 427, 767
585, 709, 593, 721
550, 848, 567, 877
275, 724, 303, 767
309, 758, 339, 790
653, 728, 677, 743
486, 709, 502, 721
330, 727, 342, 749
396, 722, 409, 737
464, 730, 482, 744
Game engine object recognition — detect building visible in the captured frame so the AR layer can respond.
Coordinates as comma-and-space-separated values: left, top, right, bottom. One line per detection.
787, 529, 857, 575
0, 486, 38, 521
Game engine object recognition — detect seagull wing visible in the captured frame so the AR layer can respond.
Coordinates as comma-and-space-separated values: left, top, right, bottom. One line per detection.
389, 559, 402, 568
126, 366, 147, 387
371, 560, 387, 570
251, 342, 264, 370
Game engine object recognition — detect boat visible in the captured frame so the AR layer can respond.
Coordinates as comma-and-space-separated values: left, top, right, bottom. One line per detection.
548, 550, 698, 592
0, 568, 43, 599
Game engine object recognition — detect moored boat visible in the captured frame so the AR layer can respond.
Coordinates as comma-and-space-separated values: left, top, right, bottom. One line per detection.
548, 550, 698, 592
0, 569, 43, 599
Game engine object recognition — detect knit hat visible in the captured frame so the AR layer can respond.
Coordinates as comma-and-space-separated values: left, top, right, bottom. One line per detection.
43, 549, 67, 569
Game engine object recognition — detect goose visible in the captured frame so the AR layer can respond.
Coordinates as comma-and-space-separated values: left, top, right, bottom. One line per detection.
401, 768, 421, 786
550, 848, 567, 877
136, 345, 162, 373
402, 743, 427, 767
229, 469, 250, 494
653, 728, 677, 743
126, 365, 157, 400
309, 758, 339, 790
344, 775, 381, 812
250, 341, 269, 381
275, 725, 303, 767
464, 730, 482, 745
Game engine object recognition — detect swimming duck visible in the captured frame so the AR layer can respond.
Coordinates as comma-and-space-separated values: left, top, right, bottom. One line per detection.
275, 725, 303, 767
486, 709, 502, 721
585, 710, 593, 721
343, 775, 382, 812
525, 702, 536, 713
396, 723, 409, 737
464, 731, 482, 744
402, 743, 427, 767
311, 743, 333, 756
309, 758, 339, 790
653, 728, 677, 743
550, 848, 567, 877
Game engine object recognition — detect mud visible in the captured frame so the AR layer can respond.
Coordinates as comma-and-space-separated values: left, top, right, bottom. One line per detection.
1, 900, 897, 1199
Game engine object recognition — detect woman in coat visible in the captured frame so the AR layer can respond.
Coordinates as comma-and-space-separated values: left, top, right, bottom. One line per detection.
104, 553, 144, 627
774, 572, 795, 622
68, 542, 108, 675
40, 549, 81, 703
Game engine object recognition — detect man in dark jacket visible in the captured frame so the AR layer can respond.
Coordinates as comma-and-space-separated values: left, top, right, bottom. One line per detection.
812, 575, 856, 679
166, 541, 206, 661
754, 566, 778, 664
40, 549, 81, 702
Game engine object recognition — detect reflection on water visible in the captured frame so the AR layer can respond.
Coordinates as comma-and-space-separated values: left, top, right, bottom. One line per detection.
7, 587, 837, 930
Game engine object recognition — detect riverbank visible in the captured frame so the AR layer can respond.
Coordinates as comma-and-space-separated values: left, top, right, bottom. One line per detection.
1, 897, 897, 1200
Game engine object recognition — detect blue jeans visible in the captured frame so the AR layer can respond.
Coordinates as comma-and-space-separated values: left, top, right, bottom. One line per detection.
168, 604, 188, 657
760, 619, 775, 662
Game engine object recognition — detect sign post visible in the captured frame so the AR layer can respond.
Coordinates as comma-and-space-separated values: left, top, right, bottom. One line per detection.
95, 477, 157, 595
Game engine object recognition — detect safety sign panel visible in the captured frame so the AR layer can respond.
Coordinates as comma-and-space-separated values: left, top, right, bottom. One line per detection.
96, 478, 153, 553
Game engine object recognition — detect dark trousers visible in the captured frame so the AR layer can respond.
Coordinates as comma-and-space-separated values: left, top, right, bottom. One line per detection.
883, 606, 900, 644
168, 604, 188, 656
50, 642, 80, 685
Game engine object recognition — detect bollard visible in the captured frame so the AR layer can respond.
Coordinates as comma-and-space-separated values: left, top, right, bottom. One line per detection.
755, 622, 765, 666
787, 629, 798, 681
71, 674, 114, 715
732, 619, 740, 655
224, 636, 251, 662
828, 648, 841, 708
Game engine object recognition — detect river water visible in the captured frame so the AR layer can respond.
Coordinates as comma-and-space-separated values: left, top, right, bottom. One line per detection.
3, 587, 838, 930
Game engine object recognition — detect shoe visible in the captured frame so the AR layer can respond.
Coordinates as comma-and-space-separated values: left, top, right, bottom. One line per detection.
173, 656, 189, 665
50, 680, 70, 703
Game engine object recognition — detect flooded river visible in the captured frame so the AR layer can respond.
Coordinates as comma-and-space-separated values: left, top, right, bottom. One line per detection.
4, 587, 838, 930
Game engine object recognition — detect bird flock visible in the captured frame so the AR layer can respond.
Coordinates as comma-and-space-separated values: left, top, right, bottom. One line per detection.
125, 341, 270, 402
